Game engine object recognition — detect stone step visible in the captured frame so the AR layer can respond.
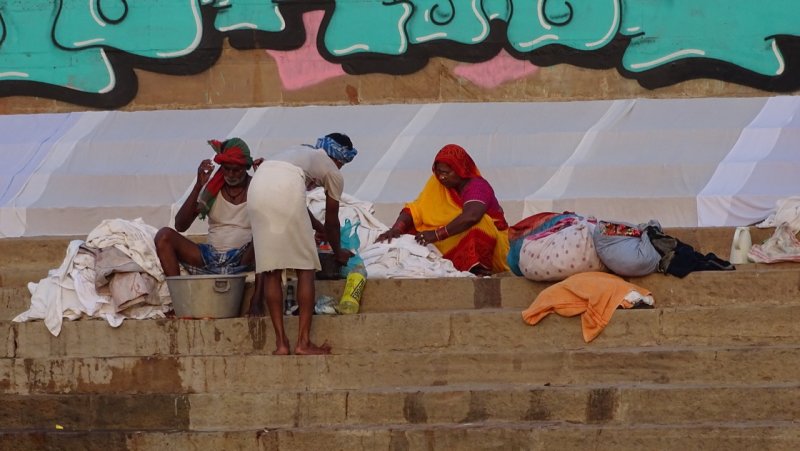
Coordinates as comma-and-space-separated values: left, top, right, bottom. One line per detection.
4, 345, 798, 395
316, 266, 800, 312
0, 267, 49, 290
2, 421, 799, 451
1, 383, 797, 432
4, 265, 800, 322
5, 304, 800, 359
0, 226, 781, 288
0, 227, 775, 267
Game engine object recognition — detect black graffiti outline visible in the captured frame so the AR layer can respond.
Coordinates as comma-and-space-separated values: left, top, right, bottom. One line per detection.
0, 1, 230, 108
542, 0, 573, 27
430, 0, 455, 26
1, 1, 799, 110
0, 11, 6, 45
96, 0, 129, 25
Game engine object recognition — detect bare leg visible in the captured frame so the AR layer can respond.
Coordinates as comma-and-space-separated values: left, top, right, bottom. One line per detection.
240, 241, 255, 269
293, 269, 331, 355
246, 272, 266, 317
154, 227, 205, 277
264, 270, 290, 355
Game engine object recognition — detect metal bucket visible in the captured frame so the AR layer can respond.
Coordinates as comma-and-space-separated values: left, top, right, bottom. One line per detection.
166, 274, 246, 319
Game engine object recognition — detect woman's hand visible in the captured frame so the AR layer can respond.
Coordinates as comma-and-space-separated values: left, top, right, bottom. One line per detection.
415, 230, 437, 246
197, 159, 214, 186
376, 228, 404, 243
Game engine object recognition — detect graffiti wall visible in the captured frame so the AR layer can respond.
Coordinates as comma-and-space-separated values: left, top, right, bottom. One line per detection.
1, 0, 798, 110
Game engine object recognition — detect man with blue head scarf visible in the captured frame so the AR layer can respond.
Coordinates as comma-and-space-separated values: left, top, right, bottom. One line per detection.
315, 133, 358, 165
246, 132, 358, 356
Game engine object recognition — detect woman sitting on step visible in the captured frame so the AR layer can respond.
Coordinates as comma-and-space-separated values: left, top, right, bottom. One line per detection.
376, 144, 510, 276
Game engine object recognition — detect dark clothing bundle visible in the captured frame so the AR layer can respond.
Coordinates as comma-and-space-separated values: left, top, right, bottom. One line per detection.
646, 226, 735, 278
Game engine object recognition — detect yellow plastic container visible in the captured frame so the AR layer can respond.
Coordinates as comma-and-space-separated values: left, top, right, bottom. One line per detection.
338, 270, 366, 314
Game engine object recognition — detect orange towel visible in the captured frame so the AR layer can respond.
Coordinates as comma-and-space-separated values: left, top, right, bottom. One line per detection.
521, 272, 651, 342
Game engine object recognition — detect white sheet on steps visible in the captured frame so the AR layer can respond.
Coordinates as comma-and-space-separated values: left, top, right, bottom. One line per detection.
306, 188, 473, 278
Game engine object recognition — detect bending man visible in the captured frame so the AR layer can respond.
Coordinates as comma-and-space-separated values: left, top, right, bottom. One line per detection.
247, 133, 356, 355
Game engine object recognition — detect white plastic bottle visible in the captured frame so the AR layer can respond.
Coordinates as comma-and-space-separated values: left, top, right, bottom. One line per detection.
284, 282, 299, 316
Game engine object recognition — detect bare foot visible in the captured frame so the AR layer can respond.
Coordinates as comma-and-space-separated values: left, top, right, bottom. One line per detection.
294, 340, 332, 355
273, 338, 291, 355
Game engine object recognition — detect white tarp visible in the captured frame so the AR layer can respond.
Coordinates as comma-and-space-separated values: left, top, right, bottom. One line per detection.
1, 96, 799, 237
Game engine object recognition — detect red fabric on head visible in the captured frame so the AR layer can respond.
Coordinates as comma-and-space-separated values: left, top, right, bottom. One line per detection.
213, 147, 249, 166
432, 144, 481, 179
198, 138, 252, 219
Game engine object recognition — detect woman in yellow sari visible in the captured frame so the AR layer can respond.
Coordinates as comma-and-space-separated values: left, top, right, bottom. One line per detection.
376, 144, 510, 276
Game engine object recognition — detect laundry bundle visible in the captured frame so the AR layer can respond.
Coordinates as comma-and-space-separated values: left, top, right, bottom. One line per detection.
13, 218, 171, 336
518, 218, 605, 282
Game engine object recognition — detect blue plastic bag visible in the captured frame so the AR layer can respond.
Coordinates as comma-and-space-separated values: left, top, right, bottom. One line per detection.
340, 219, 366, 278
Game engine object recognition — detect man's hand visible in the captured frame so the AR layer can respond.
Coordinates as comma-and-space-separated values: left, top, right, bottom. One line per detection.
197, 159, 214, 187
334, 249, 354, 266
252, 157, 265, 171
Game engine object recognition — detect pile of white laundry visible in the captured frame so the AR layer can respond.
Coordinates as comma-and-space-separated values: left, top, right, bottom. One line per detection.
306, 188, 474, 278
13, 218, 171, 336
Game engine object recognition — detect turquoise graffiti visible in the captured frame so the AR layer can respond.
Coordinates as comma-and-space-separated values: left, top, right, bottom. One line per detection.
1, 0, 799, 108
619, 0, 797, 77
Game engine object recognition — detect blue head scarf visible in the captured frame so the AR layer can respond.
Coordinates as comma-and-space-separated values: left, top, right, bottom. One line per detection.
316, 135, 357, 164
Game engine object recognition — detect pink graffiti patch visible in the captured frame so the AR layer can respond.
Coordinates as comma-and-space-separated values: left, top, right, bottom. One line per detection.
453, 51, 539, 88
266, 11, 345, 91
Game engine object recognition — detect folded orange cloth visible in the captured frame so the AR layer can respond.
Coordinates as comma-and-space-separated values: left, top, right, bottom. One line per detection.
521, 272, 651, 342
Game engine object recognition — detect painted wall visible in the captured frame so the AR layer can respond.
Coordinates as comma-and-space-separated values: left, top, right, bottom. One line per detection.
1, 1, 798, 112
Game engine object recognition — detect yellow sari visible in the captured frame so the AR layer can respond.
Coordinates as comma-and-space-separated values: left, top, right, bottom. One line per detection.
406, 175, 510, 273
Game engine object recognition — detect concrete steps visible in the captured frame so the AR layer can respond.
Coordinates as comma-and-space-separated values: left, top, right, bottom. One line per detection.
2, 227, 800, 450
5, 304, 800, 359
3, 384, 799, 430
4, 265, 800, 322
5, 345, 800, 395
3, 422, 800, 451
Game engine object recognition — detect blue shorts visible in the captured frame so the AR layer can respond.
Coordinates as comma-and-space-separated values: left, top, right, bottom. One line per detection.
182, 243, 253, 275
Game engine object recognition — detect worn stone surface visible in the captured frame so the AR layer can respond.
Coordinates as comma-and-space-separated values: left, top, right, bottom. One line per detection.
9, 303, 800, 359
0, 394, 189, 430
2, 230, 800, 448
6, 346, 800, 396
3, 425, 799, 451
261, 422, 800, 451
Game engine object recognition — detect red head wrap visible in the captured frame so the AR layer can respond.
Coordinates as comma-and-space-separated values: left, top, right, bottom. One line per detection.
198, 138, 253, 219
432, 144, 481, 179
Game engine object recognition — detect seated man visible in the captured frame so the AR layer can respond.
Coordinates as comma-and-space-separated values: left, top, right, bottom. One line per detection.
155, 138, 262, 276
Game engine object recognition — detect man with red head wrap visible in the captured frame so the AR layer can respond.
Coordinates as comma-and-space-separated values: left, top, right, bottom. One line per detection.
154, 138, 264, 277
